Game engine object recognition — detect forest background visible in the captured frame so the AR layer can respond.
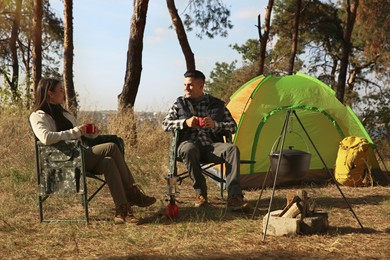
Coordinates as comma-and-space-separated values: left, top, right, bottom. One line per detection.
0, 0, 390, 259
0, 0, 389, 146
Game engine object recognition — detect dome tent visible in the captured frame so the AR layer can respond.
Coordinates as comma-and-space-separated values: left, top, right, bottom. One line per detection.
226, 72, 383, 188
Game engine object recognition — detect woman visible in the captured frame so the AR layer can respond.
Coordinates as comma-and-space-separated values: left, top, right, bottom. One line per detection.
30, 78, 156, 224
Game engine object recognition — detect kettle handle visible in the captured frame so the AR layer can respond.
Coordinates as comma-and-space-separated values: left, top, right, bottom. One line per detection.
270, 131, 310, 155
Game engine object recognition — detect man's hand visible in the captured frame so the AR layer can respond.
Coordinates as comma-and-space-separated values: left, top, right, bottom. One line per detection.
185, 116, 216, 129
202, 116, 216, 129
185, 116, 200, 128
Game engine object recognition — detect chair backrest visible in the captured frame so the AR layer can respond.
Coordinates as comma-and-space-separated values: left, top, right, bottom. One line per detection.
35, 139, 86, 196
35, 135, 125, 195
168, 130, 179, 176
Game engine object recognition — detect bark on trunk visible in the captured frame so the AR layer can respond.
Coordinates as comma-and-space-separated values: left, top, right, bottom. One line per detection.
258, 0, 274, 76
117, 0, 149, 146
118, 0, 149, 112
32, 0, 43, 95
64, 0, 77, 115
166, 0, 195, 71
288, 0, 301, 75
336, 0, 359, 103
330, 58, 338, 91
9, 0, 22, 100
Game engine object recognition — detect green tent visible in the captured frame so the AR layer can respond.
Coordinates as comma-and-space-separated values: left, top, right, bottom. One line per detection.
226, 73, 382, 188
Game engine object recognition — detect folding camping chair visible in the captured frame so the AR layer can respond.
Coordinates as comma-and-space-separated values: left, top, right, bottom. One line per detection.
168, 129, 227, 198
34, 135, 124, 223
168, 130, 254, 199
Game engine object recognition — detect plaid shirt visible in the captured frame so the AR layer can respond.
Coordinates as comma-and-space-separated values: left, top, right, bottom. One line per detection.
162, 94, 237, 146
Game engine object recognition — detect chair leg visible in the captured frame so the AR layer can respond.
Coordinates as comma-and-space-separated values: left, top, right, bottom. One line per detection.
200, 163, 226, 199
80, 169, 89, 224
81, 176, 107, 224
38, 195, 44, 223
82, 191, 89, 224
87, 179, 106, 203
220, 163, 224, 199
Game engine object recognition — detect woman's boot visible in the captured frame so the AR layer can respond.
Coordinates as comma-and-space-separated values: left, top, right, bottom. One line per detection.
114, 204, 127, 224
127, 204, 139, 223
127, 184, 156, 207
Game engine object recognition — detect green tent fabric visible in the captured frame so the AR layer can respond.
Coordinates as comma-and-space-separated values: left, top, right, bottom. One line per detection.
226, 73, 382, 188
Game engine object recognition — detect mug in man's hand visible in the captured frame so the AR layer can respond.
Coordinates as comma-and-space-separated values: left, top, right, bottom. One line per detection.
85, 124, 96, 134
198, 117, 205, 127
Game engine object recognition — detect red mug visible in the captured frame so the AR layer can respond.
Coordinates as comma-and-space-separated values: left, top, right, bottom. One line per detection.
198, 117, 205, 127
85, 124, 96, 134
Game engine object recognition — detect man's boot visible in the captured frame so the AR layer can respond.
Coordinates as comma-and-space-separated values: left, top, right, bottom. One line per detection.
127, 184, 156, 207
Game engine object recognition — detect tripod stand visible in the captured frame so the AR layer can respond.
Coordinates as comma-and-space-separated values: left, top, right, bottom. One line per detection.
253, 109, 364, 241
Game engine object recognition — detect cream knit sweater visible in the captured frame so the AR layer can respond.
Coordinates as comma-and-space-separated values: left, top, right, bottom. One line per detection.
29, 110, 87, 145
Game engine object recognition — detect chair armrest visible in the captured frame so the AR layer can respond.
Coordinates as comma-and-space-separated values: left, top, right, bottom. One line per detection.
240, 160, 256, 164
37, 140, 82, 162
37, 139, 79, 147
223, 131, 233, 143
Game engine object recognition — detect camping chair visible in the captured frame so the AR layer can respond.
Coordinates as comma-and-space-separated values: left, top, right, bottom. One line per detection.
168, 129, 254, 199
34, 135, 124, 223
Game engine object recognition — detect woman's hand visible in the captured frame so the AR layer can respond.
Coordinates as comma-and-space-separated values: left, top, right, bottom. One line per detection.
77, 124, 87, 135
90, 125, 100, 135
77, 124, 100, 136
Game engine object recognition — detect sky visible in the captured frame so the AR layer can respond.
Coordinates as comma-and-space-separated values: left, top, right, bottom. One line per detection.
50, 0, 266, 112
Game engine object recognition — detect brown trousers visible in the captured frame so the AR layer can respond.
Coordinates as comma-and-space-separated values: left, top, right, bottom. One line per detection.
84, 142, 135, 207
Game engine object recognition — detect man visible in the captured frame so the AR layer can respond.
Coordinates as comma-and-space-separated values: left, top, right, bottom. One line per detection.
162, 70, 247, 210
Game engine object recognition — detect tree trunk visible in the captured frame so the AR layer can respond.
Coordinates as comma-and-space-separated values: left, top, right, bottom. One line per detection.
117, 0, 149, 146
166, 0, 195, 71
118, 0, 149, 112
9, 0, 22, 101
63, 0, 77, 115
32, 0, 43, 96
336, 0, 359, 103
24, 40, 33, 109
288, 0, 301, 75
258, 0, 274, 76
330, 58, 338, 91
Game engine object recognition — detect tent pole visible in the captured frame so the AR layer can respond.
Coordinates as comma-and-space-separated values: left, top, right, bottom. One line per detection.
262, 110, 292, 241
292, 110, 365, 231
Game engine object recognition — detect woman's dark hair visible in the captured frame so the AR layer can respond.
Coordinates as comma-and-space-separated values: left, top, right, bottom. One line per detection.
32, 78, 61, 112
32, 78, 73, 131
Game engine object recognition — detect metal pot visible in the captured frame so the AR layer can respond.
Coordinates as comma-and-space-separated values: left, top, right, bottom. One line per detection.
269, 149, 311, 179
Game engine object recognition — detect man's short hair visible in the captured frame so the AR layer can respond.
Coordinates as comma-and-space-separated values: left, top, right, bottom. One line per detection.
184, 70, 205, 81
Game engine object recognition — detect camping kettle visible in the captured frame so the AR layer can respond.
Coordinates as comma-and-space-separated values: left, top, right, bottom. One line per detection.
269, 133, 311, 180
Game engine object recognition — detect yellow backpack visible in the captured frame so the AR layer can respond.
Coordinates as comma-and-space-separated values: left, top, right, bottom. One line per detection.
334, 136, 371, 187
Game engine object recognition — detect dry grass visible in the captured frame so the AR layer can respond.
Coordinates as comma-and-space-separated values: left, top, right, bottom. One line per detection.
0, 108, 389, 259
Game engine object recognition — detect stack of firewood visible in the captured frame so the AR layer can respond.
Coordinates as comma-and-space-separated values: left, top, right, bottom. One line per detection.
264, 189, 328, 235
278, 190, 312, 219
